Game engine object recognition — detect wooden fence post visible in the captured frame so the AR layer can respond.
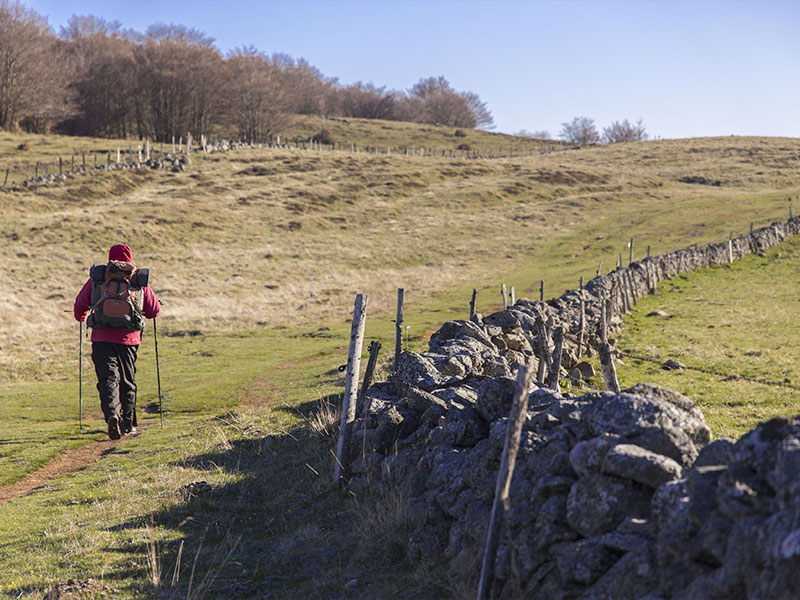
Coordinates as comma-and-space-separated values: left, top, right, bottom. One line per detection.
394, 288, 404, 373
334, 294, 368, 486
477, 363, 535, 600
35, 162, 39, 178
3, 168, 8, 186
596, 261, 602, 277
359, 340, 381, 408
546, 326, 564, 392
535, 317, 550, 385
470, 288, 477, 319
510, 285, 515, 306
577, 298, 585, 361
539, 280, 544, 302
598, 298, 620, 393
728, 232, 733, 263
626, 270, 637, 305
501, 284, 508, 309
82, 152, 86, 169
59, 157, 62, 175
360, 340, 382, 456
629, 237, 634, 266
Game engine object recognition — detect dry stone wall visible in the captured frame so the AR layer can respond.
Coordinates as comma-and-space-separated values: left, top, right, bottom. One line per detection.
347, 217, 800, 598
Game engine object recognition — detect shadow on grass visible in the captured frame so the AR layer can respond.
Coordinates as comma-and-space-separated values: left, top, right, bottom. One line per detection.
97, 418, 390, 599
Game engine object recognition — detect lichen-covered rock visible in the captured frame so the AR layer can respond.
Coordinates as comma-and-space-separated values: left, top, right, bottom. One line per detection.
601, 443, 684, 488
567, 473, 651, 536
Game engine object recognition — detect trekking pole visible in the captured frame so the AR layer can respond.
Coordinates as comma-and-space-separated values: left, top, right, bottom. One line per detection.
153, 316, 163, 428
78, 321, 83, 433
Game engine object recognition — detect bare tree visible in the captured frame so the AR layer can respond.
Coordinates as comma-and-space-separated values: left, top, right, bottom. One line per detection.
0, 1, 72, 131
603, 118, 648, 143
58, 15, 136, 137
559, 116, 600, 145
226, 48, 292, 142
461, 90, 494, 129
337, 82, 398, 120
405, 75, 493, 129
133, 25, 225, 141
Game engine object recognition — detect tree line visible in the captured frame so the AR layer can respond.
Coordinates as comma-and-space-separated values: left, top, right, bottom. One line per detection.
0, 2, 494, 141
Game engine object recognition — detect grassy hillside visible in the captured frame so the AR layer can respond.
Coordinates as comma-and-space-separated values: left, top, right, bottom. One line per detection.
1, 119, 800, 596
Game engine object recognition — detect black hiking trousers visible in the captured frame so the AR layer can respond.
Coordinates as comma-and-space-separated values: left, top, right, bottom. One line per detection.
92, 342, 138, 429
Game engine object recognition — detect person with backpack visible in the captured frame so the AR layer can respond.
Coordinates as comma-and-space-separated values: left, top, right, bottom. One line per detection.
73, 244, 161, 440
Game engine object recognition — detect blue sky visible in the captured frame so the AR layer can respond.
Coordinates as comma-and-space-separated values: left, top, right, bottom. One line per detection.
28, 0, 800, 139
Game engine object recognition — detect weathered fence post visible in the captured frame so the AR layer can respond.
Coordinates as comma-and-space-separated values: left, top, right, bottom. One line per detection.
626, 269, 637, 305
3, 168, 8, 186
728, 232, 733, 263
510, 285, 515, 306
546, 326, 564, 392
477, 363, 535, 600
629, 237, 634, 265
360, 340, 382, 456
82, 152, 86, 169
501, 284, 508, 309
334, 294, 368, 486
359, 340, 381, 408
539, 280, 544, 302
577, 298, 585, 361
598, 298, 620, 393
470, 288, 477, 319
59, 157, 62, 175
535, 317, 550, 385
35, 162, 39, 178
394, 288, 404, 372
596, 261, 602, 277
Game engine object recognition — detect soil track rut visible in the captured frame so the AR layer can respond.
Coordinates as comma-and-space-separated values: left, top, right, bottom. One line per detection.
0, 427, 147, 506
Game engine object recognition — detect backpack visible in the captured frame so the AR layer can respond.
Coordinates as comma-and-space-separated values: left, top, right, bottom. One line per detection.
87, 260, 150, 331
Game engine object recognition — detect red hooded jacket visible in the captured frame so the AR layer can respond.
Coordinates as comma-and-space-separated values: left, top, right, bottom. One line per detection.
73, 244, 161, 345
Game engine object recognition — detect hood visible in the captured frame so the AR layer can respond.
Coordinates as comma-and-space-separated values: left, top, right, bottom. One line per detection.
108, 244, 133, 263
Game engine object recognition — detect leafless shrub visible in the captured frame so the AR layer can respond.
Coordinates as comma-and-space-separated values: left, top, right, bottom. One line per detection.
603, 117, 648, 143
559, 116, 600, 145
312, 127, 336, 145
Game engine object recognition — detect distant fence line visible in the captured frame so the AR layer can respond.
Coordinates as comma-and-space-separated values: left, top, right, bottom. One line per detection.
1, 131, 565, 190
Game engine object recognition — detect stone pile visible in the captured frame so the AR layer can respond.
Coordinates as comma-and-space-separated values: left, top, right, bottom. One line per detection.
345, 217, 800, 598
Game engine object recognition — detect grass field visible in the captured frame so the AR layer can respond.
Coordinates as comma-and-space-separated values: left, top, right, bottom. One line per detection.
1, 118, 800, 597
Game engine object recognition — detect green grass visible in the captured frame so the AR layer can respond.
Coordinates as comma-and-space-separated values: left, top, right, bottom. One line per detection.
611, 235, 800, 439
2, 124, 800, 596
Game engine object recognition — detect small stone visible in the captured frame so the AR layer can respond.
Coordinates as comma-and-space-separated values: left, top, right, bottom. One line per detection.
662, 359, 686, 370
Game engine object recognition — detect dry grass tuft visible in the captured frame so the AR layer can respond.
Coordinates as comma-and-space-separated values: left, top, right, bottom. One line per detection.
307, 396, 341, 438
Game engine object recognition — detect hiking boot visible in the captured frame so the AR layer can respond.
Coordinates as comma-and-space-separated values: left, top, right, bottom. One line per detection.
122, 421, 137, 436
107, 416, 121, 440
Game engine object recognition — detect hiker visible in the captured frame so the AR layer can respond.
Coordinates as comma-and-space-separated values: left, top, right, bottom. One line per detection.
73, 244, 160, 440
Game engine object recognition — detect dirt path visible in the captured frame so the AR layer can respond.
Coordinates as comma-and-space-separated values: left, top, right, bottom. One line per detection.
0, 427, 146, 506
